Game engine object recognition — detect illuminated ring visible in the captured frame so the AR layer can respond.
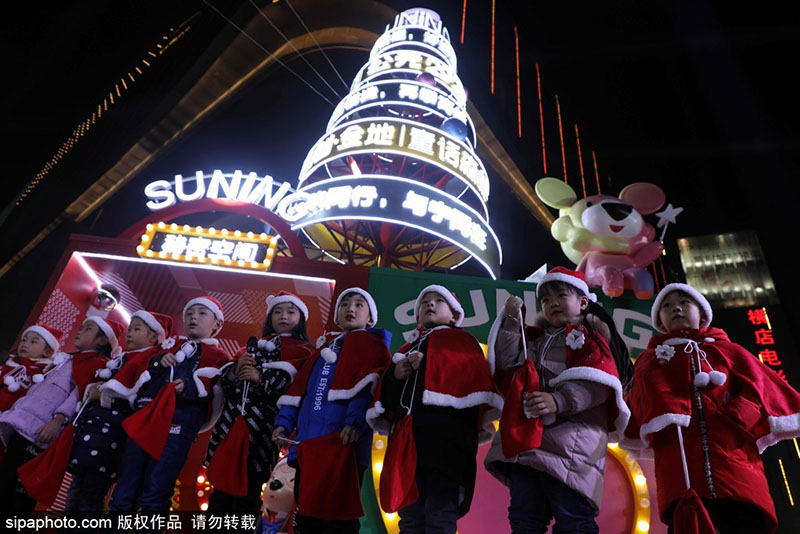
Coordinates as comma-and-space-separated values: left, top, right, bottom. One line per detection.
352, 50, 467, 105
327, 80, 475, 146
298, 117, 490, 206
370, 26, 457, 69
280, 175, 501, 277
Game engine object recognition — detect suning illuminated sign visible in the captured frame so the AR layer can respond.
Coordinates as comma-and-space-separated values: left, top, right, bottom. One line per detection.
144, 170, 293, 212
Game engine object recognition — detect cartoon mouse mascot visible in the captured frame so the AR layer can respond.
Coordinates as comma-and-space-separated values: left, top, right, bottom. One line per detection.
535, 177, 666, 299
258, 459, 296, 534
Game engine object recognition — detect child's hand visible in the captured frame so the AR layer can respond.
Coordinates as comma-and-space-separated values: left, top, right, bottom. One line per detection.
394, 358, 413, 379
407, 351, 424, 370
87, 386, 102, 402
340, 425, 359, 446
161, 353, 178, 367
235, 353, 255, 374
272, 426, 287, 444
237, 365, 261, 384
523, 391, 557, 417
504, 296, 523, 318
36, 414, 66, 444
173, 378, 185, 394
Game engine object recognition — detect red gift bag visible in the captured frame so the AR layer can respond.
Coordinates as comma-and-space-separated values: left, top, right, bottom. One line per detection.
673, 488, 716, 534
18, 423, 75, 507
207, 415, 250, 496
500, 359, 543, 458
379, 415, 419, 512
122, 382, 176, 460
297, 432, 364, 520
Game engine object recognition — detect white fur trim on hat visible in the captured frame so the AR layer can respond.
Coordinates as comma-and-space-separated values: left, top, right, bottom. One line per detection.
334, 287, 378, 326
83, 317, 119, 349
266, 294, 309, 321
22, 326, 60, 351
184, 297, 224, 322
415, 285, 464, 327
131, 311, 167, 342
650, 283, 713, 333
537, 271, 597, 302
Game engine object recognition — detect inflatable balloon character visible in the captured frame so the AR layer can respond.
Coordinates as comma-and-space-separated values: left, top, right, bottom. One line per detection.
535, 177, 667, 299
259, 458, 295, 534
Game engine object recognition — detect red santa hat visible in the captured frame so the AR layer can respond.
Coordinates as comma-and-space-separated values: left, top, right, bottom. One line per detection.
131, 311, 173, 342
266, 291, 309, 321
83, 317, 125, 351
414, 285, 464, 327
22, 324, 63, 352
537, 266, 597, 302
334, 287, 378, 327
183, 296, 225, 336
650, 283, 713, 333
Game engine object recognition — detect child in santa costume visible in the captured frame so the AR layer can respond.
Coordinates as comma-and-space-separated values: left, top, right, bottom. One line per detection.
272, 287, 391, 534
625, 283, 800, 533
101, 296, 231, 516
65, 311, 172, 517
484, 267, 632, 534
205, 291, 314, 518
0, 316, 122, 517
0, 324, 62, 412
367, 285, 503, 533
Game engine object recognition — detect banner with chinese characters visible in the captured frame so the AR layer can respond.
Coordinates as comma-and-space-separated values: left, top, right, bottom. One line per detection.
366, 266, 656, 357
137, 222, 277, 270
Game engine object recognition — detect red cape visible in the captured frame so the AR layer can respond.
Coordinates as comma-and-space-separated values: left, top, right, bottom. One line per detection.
625, 327, 800, 532
278, 330, 390, 408
367, 326, 503, 443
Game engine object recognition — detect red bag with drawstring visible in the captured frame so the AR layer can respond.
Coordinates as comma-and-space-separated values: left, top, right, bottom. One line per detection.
18, 423, 75, 507
297, 432, 364, 520
207, 415, 250, 496
122, 382, 176, 460
500, 359, 543, 458
379, 415, 419, 512
673, 488, 716, 534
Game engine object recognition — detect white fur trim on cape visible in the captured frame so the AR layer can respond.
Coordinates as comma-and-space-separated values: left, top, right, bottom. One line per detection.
99, 370, 152, 406
193, 367, 222, 398
549, 366, 631, 441
23, 325, 61, 351
422, 389, 504, 412
485, 312, 507, 376
328, 373, 380, 402
639, 413, 691, 448
263, 361, 299, 381
537, 272, 596, 302
756, 413, 800, 454
414, 284, 464, 327
334, 287, 378, 326
651, 283, 713, 333
266, 294, 309, 321
276, 394, 302, 408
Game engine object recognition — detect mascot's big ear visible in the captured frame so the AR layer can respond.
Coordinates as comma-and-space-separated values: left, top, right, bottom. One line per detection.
619, 182, 666, 215
535, 177, 578, 210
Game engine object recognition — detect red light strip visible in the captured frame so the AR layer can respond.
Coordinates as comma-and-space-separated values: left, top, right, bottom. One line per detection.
537, 63, 547, 174
556, 94, 567, 183
575, 124, 586, 197
592, 150, 601, 194
490, 0, 496, 94
461, 0, 467, 44
515, 26, 521, 138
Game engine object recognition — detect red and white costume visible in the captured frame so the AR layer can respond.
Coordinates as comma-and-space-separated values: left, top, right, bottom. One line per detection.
625, 327, 800, 532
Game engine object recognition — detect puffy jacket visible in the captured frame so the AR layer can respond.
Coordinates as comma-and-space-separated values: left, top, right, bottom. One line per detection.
0, 354, 77, 448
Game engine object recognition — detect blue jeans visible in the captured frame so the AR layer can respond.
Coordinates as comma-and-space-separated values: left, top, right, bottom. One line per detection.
398, 469, 460, 534
508, 464, 598, 534
66, 464, 115, 512
109, 433, 193, 514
